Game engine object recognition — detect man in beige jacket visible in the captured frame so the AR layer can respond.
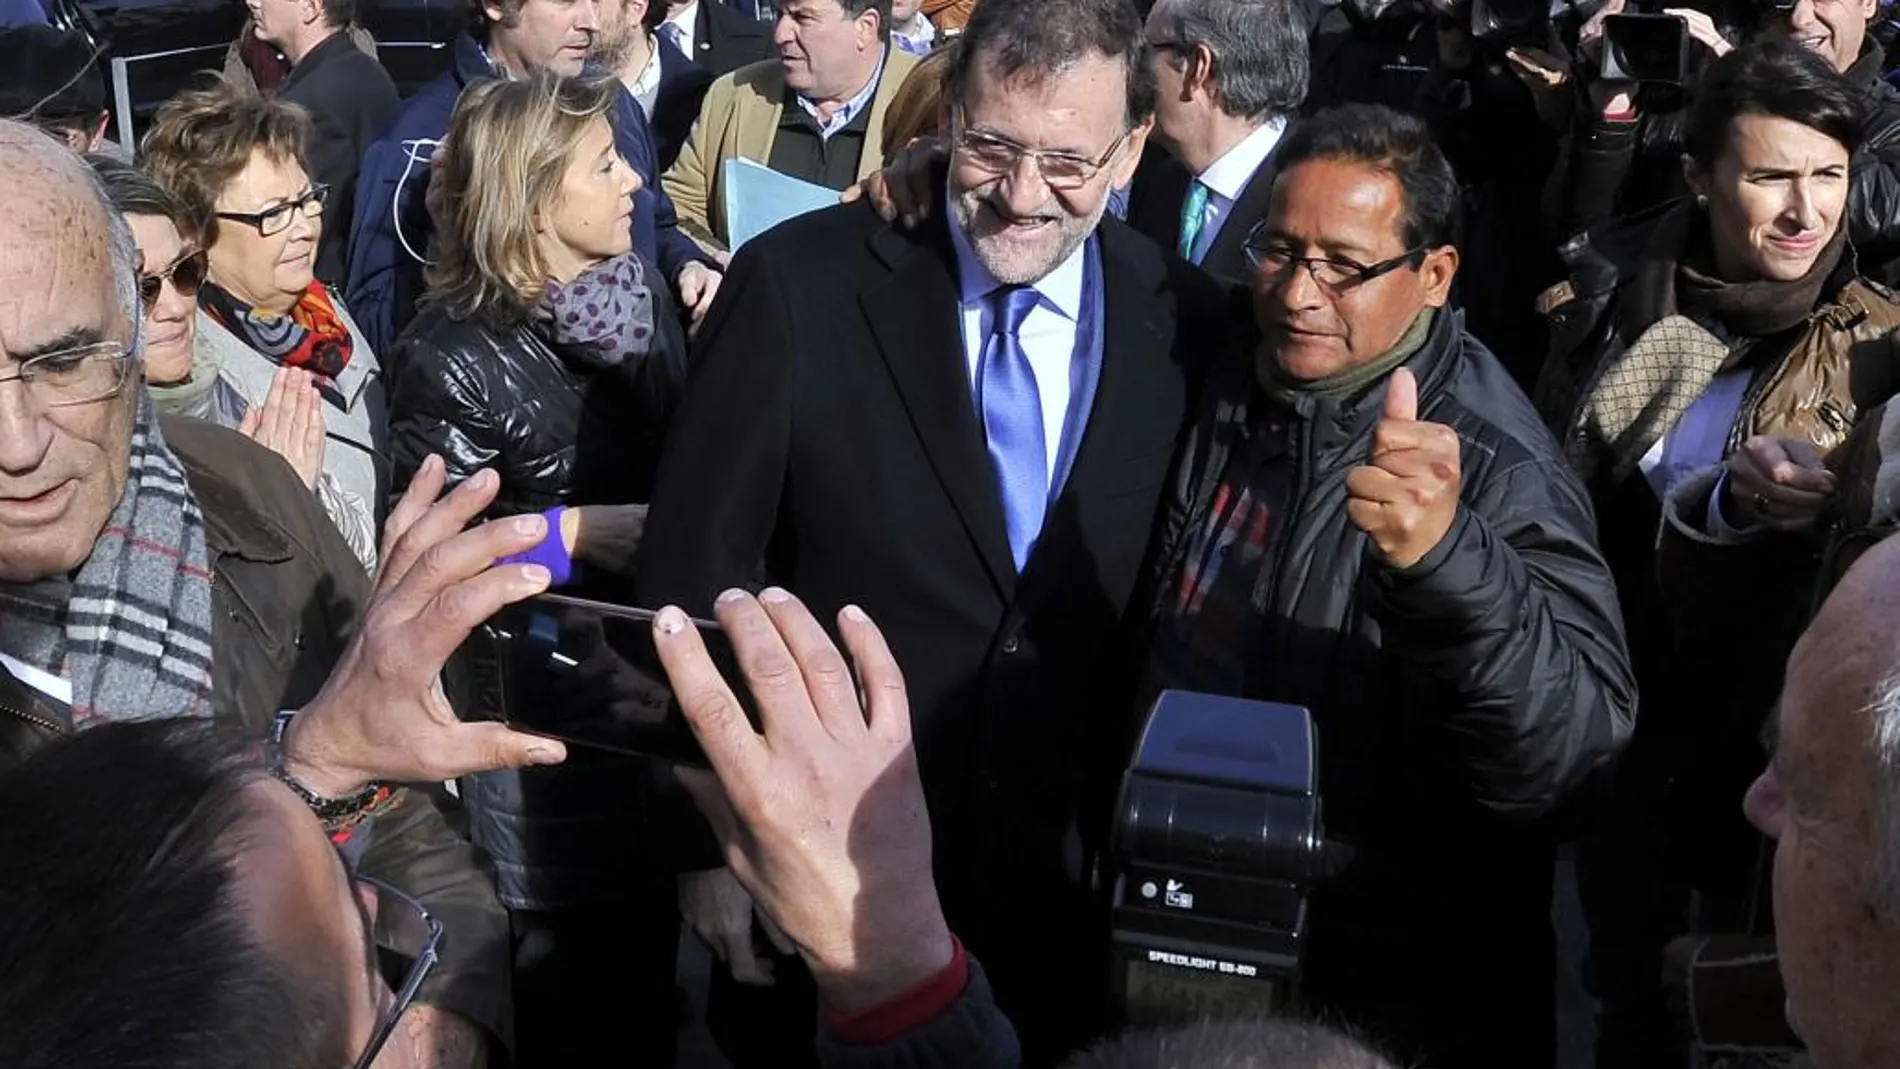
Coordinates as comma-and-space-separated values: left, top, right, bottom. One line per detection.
663, 0, 918, 253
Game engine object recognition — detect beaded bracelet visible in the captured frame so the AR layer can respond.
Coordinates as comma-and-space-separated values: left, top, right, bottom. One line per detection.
264, 710, 394, 839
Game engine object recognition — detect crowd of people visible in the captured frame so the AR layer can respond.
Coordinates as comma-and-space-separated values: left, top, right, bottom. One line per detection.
1, 0, 1899, 1066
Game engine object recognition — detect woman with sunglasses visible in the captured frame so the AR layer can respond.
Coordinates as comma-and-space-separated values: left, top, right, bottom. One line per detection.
140, 77, 382, 571
86, 153, 343, 558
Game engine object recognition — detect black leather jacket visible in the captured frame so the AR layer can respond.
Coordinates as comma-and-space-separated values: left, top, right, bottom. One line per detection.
385, 292, 688, 909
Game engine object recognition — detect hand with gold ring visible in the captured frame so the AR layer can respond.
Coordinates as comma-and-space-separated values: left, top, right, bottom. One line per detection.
1723, 435, 1836, 533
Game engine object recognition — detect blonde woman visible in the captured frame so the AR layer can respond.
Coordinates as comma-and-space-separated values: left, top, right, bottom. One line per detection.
385, 71, 689, 1065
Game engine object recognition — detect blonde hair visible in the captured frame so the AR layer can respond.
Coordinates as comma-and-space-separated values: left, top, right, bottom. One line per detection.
140, 74, 311, 246
425, 72, 622, 328
881, 42, 955, 165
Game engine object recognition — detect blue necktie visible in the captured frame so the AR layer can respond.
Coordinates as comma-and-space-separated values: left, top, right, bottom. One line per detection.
657, 20, 684, 51
980, 287, 1048, 572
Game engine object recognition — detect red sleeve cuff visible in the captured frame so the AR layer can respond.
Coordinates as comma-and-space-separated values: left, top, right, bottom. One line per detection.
822, 936, 969, 1046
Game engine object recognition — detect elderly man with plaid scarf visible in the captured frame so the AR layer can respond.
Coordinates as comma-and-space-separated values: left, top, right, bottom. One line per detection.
0, 120, 571, 1068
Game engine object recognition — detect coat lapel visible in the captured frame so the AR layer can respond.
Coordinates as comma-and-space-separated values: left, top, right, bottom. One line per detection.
1201, 156, 1277, 283
860, 217, 1018, 598
1014, 224, 1172, 612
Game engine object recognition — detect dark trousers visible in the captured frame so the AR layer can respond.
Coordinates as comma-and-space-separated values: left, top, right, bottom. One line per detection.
508, 887, 681, 1069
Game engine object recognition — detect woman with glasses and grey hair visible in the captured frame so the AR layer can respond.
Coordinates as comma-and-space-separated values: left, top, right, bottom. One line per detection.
140, 76, 383, 571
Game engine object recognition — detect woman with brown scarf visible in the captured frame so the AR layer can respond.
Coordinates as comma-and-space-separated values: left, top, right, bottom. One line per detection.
1535, 40, 1900, 1069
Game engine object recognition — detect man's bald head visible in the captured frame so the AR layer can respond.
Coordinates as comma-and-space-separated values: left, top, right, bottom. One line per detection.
0, 118, 144, 583
0, 120, 138, 332
1801, 534, 1900, 909
1747, 533, 1900, 1068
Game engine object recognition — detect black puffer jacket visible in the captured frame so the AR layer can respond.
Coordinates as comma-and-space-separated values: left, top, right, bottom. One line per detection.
1148, 309, 1635, 1069
386, 291, 688, 909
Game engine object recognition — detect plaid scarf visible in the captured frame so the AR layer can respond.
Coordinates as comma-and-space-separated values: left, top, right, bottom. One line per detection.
0, 391, 215, 723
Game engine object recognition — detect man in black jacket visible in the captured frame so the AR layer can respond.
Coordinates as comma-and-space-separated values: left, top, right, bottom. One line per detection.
246, 0, 399, 287
1144, 104, 1635, 1069
634, 0, 1235, 1061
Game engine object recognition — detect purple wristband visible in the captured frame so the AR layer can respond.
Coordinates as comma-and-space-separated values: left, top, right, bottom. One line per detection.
499, 506, 573, 586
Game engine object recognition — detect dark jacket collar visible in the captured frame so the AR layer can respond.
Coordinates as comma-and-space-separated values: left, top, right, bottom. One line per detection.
169, 438, 295, 566
282, 29, 355, 91
1213, 301, 1466, 452
453, 31, 501, 88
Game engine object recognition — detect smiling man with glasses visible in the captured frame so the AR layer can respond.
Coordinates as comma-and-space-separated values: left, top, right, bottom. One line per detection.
1138, 103, 1634, 1069
634, 0, 1239, 1060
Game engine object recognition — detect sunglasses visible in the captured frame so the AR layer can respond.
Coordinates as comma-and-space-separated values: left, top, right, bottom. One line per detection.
138, 250, 208, 313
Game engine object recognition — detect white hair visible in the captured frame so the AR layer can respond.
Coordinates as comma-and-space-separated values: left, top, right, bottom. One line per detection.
1869, 666, 1900, 919
82, 164, 144, 352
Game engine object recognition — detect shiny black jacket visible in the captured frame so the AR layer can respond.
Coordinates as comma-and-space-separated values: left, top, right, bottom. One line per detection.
385, 294, 688, 908
1148, 309, 1635, 1069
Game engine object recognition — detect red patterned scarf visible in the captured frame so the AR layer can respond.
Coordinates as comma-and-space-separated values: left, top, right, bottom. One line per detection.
200, 277, 356, 386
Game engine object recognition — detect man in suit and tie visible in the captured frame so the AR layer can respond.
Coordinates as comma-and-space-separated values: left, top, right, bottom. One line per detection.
660, 0, 775, 76
1124, 0, 1308, 285
635, 0, 1235, 1062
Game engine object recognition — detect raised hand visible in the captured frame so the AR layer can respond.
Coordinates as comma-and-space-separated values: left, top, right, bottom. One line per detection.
654, 588, 954, 1013
1345, 368, 1464, 570
283, 456, 568, 795
239, 365, 326, 491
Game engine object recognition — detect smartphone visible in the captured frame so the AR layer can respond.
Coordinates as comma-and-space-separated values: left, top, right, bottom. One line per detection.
481, 592, 752, 766
1602, 13, 1690, 85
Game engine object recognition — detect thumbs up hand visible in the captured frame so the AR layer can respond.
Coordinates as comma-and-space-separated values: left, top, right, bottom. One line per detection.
1344, 368, 1465, 569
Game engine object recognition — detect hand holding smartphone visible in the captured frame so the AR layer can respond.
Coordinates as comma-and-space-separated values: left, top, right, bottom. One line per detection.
483, 592, 755, 765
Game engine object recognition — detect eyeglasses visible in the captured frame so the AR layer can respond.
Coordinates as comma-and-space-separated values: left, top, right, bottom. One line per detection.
351, 877, 444, 1069
138, 250, 207, 314
0, 341, 136, 408
215, 184, 329, 238
1243, 233, 1431, 294
950, 111, 1131, 191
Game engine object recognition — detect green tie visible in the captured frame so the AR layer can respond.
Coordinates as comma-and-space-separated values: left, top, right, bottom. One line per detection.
1177, 179, 1211, 262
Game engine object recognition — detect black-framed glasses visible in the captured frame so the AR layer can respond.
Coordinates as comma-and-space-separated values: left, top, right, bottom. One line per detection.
0, 341, 136, 408
1243, 233, 1431, 294
138, 250, 207, 313
215, 184, 329, 238
950, 109, 1130, 191
351, 877, 444, 1069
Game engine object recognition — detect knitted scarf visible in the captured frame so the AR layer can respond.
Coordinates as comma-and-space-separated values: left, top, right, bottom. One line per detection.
0, 390, 215, 722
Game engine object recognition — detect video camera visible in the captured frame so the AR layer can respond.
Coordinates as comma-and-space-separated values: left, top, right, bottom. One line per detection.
1106, 692, 1336, 1028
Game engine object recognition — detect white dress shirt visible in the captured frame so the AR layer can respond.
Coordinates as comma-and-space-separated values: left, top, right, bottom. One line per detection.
0, 651, 70, 706
664, 1, 700, 59
1186, 117, 1286, 263
947, 192, 1088, 486
628, 34, 665, 119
